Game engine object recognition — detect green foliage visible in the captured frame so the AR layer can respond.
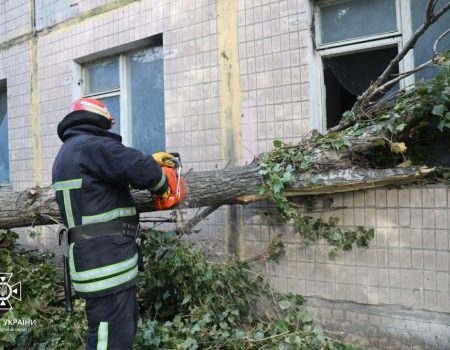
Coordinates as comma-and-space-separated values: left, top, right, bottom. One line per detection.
0, 231, 87, 349
396, 53, 450, 134
135, 230, 361, 349
258, 142, 374, 257
0, 230, 363, 350
258, 142, 312, 219
345, 51, 450, 139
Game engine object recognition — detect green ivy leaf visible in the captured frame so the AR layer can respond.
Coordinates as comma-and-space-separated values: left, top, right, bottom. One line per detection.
328, 230, 343, 241
299, 310, 313, 324
328, 217, 340, 226
341, 110, 352, 119
328, 247, 339, 259
182, 337, 198, 350
259, 187, 266, 196
432, 104, 445, 116
323, 197, 333, 208
395, 123, 407, 133
181, 296, 191, 305
278, 300, 291, 310
366, 228, 375, 240
254, 331, 264, 340
190, 323, 201, 334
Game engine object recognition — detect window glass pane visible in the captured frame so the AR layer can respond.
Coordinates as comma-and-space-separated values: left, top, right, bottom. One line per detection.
411, 0, 450, 80
98, 95, 121, 136
127, 47, 165, 153
319, 0, 397, 44
85, 58, 120, 94
0, 90, 9, 183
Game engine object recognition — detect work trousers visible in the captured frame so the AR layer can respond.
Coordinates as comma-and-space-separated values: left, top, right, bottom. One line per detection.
85, 287, 139, 350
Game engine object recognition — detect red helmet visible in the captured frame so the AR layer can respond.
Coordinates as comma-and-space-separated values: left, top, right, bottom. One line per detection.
70, 98, 116, 128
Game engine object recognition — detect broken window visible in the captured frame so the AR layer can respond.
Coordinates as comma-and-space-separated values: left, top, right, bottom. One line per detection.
314, 0, 450, 130
0, 81, 9, 184
82, 45, 165, 154
323, 47, 398, 129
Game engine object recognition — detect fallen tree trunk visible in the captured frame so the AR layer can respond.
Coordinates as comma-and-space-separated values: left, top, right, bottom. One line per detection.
0, 162, 432, 229
0, 56, 447, 230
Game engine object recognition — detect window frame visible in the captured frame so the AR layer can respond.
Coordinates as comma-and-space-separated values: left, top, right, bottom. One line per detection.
72, 36, 165, 150
311, 0, 417, 131
314, 0, 403, 50
82, 54, 132, 146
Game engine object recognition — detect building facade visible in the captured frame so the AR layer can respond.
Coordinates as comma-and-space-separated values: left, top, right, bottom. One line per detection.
0, 0, 449, 348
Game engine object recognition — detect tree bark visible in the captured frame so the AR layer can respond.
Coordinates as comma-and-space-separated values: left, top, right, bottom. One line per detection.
0, 162, 432, 230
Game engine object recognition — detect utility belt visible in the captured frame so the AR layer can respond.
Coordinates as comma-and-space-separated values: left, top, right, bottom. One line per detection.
58, 221, 140, 308
67, 221, 139, 244
58, 221, 139, 255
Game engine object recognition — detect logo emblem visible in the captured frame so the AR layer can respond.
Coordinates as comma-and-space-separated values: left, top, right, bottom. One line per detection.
0, 273, 21, 310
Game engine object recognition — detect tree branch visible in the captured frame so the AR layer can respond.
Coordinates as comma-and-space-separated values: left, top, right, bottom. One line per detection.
375, 59, 434, 94
175, 205, 220, 236
377, 27, 450, 93
433, 27, 450, 55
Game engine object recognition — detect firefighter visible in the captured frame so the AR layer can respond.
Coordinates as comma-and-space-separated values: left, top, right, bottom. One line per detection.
52, 97, 173, 349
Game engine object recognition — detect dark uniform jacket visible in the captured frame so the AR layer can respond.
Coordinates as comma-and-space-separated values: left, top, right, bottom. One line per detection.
52, 111, 167, 298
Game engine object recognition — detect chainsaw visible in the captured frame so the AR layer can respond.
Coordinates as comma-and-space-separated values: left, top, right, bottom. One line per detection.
154, 152, 186, 210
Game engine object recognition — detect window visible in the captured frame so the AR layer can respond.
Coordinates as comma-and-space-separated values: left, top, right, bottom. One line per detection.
314, 0, 450, 130
0, 81, 9, 184
82, 45, 165, 153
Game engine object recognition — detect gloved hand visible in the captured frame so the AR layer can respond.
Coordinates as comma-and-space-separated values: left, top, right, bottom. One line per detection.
152, 152, 175, 168
158, 186, 171, 202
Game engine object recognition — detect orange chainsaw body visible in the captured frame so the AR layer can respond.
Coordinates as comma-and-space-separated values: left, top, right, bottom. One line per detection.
154, 166, 186, 210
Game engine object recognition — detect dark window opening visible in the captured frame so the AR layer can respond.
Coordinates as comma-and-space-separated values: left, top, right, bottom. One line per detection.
0, 79, 9, 184
323, 46, 399, 129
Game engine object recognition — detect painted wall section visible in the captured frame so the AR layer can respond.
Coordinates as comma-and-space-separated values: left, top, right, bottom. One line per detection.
217, 0, 245, 257
217, 0, 242, 166
30, 38, 42, 187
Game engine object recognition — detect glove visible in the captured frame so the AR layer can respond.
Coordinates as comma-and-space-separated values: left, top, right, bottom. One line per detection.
158, 187, 171, 202
152, 152, 175, 168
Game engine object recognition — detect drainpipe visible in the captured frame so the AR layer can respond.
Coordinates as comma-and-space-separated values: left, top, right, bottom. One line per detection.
31, 0, 37, 36
30, 0, 44, 248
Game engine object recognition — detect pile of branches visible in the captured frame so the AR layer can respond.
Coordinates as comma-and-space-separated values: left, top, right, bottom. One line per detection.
0, 229, 362, 350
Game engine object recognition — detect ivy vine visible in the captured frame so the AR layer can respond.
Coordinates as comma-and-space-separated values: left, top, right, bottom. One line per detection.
258, 52, 450, 257
258, 142, 374, 258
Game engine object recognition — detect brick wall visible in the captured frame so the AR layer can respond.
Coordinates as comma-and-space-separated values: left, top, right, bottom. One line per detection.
0, 0, 31, 42
307, 297, 450, 350
237, 0, 311, 161
0, 42, 35, 191
247, 186, 450, 314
